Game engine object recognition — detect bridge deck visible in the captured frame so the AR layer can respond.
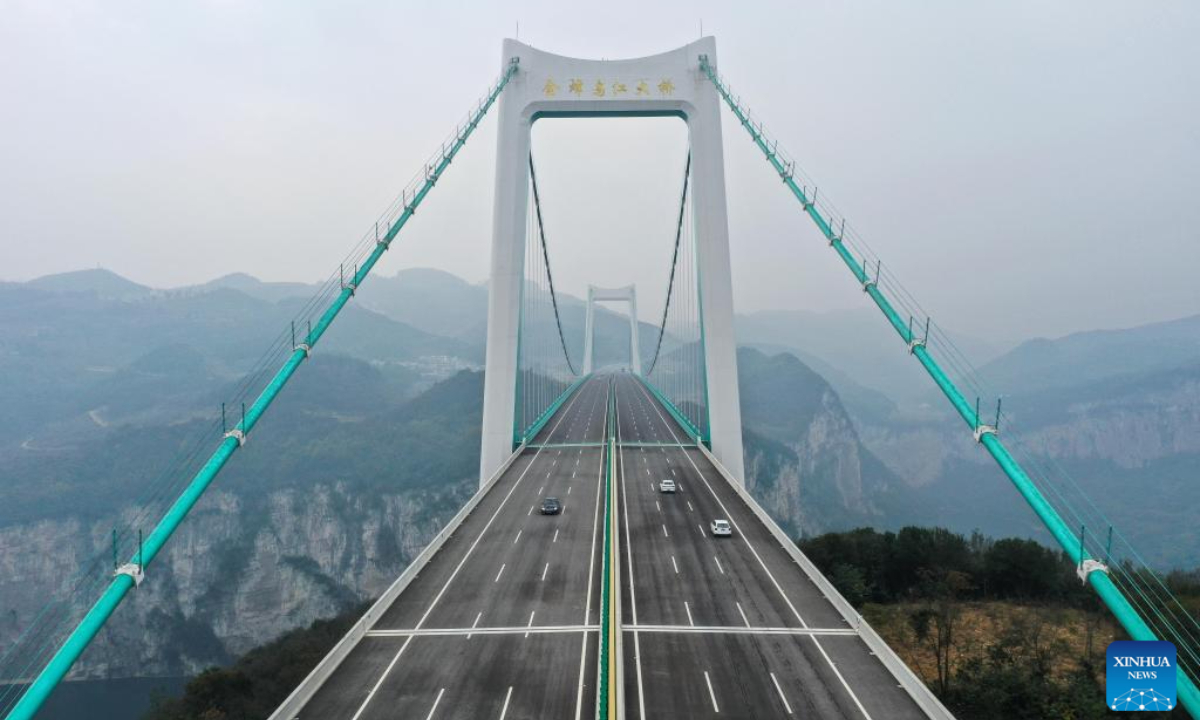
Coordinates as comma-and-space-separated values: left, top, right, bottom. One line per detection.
283, 374, 935, 719
613, 374, 925, 719
296, 379, 609, 720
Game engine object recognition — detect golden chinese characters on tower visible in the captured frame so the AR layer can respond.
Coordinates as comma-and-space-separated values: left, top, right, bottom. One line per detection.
542, 77, 675, 99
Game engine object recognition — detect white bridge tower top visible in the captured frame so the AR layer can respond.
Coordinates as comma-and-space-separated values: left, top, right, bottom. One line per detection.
479, 37, 746, 485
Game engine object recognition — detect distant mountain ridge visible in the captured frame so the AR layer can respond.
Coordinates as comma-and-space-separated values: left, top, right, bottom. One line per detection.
13, 267, 1200, 563
736, 307, 1000, 408
975, 313, 1200, 397
27, 268, 155, 301
2, 263, 1198, 686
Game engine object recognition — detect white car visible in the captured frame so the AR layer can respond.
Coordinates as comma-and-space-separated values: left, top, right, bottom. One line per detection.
710, 519, 732, 537
659, 479, 676, 493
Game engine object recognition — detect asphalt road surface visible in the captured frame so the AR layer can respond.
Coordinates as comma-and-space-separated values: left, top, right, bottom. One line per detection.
284, 373, 934, 719
296, 377, 610, 720
612, 374, 927, 720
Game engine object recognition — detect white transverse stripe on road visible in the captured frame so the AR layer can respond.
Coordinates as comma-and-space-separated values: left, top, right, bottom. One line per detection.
622, 624, 856, 636
362, 624, 597, 633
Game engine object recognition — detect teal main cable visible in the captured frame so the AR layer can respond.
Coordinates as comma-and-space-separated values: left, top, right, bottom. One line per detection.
698, 55, 1199, 718
4, 60, 519, 720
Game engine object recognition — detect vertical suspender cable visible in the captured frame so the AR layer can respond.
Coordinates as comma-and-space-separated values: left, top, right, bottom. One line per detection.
646, 154, 692, 376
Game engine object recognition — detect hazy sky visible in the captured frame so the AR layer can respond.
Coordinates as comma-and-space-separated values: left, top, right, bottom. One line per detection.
2, 0, 1197, 345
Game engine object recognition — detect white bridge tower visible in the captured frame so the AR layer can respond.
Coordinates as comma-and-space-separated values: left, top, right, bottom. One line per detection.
583, 284, 641, 375
480, 38, 746, 486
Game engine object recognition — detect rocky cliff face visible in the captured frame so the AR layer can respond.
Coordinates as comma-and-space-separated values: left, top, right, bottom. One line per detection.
1018, 374, 1200, 468
737, 348, 904, 538
0, 480, 470, 679
851, 362, 1200, 568
860, 362, 1200, 483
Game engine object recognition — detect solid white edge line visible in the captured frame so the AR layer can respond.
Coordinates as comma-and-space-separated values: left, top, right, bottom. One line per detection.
347, 381, 590, 720
617, 377, 648, 720
693, 446, 954, 719
635, 379, 876, 720
575, 379, 609, 720
270, 444, 531, 720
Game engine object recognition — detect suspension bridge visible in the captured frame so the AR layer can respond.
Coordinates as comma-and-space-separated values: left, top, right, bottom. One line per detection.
2, 38, 1197, 720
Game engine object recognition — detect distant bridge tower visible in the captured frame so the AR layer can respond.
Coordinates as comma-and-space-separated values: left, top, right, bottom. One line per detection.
583, 284, 641, 375
480, 38, 746, 486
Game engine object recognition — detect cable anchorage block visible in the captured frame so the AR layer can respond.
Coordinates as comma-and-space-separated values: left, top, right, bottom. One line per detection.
114, 562, 145, 587
973, 423, 997, 443
1076, 558, 1109, 585
972, 396, 999, 442
223, 428, 246, 447
294, 343, 311, 358
780, 160, 795, 183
